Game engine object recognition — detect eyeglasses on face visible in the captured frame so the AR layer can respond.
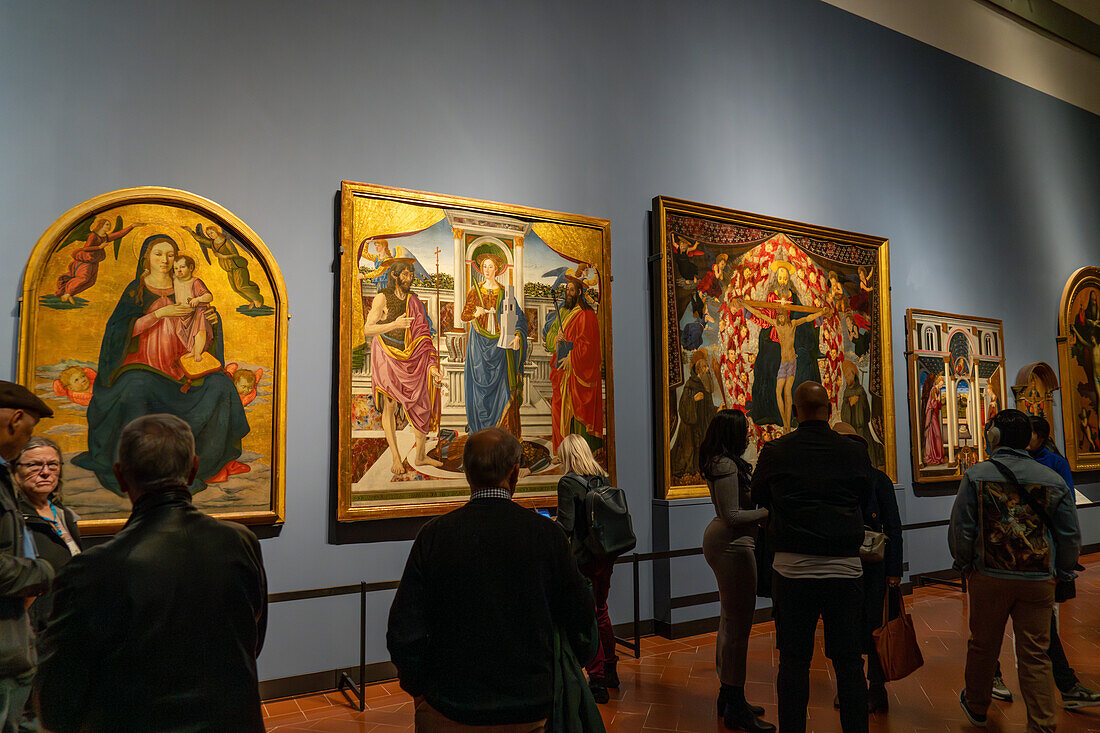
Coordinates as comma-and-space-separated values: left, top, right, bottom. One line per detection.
17, 461, 61, 473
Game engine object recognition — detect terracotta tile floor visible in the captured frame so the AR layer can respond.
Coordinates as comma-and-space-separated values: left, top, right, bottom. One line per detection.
264, 555, 1100, 731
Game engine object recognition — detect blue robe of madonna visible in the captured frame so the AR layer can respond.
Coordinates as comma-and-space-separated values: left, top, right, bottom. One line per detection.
463, 284, 528, 433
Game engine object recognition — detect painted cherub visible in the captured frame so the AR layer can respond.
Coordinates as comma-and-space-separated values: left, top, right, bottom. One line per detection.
172, 254, 215, 363
52, 366, 97, 406
225, 363, 264, 407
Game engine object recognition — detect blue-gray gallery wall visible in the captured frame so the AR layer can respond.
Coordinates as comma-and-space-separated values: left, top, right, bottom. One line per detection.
2, 0, 1099, 683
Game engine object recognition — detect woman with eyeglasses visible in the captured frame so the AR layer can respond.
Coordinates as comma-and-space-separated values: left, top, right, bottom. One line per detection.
13, 436, 82, 617
11, 435, 82, 730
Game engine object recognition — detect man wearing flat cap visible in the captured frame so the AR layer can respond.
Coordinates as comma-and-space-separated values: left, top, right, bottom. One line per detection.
0, 381, 55, 732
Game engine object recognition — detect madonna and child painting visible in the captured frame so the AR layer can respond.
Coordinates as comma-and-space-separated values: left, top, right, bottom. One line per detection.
19, 188, 287, 533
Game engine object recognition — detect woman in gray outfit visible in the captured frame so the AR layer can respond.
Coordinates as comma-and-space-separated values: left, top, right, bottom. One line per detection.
700, 409, 774, 732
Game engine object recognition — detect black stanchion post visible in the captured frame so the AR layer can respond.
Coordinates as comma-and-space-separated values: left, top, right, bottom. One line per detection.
358, 580, 366, 711
632, 552, 640, 659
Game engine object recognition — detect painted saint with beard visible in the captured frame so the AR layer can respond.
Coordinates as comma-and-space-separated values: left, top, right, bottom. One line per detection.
544, 266, 604, 453
363, 259, 443, 476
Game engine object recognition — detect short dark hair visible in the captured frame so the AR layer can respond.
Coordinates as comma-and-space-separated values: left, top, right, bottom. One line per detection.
117, 414, 195, 492
698, 409, 749, 478
463, 427, 521, 488
990, 409, 1031, 450
1029, 415, 1051, 442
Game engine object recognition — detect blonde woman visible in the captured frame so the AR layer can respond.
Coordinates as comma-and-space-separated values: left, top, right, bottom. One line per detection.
556, 434, 618, 704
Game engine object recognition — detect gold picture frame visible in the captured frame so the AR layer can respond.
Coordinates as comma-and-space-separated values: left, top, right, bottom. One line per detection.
905, 309, 1007, 483
337, 182, 616, 521
1057, 266, 1100, 471
651, 196, 895, 499
18, 187, 289, 534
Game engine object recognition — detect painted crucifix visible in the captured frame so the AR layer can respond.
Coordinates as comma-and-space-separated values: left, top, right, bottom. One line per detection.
733, 297, 830, 433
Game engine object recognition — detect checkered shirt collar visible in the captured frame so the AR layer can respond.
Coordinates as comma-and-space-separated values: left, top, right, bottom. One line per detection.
470, 486, 513, 501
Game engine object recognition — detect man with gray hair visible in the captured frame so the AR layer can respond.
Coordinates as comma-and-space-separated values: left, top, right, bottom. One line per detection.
0, 381, 55, 733
34, 414, 268, 732
388, 427, 596, 731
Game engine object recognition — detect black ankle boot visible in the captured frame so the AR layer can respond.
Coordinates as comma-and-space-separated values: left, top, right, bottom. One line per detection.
723, 701, 776, 733
721, 686, 765, 718
603, 662, 619, 689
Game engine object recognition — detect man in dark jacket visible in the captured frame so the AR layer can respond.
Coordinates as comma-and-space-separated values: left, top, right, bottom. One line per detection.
0, 382, 55, 733
388, 427, 596, 731
35, 414, 268, 732
752, 382, 873, 733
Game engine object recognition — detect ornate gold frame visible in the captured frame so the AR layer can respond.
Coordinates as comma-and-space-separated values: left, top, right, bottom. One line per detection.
337, 181, 615, 521
18, 187, 289, 534
1057, 266, 1100, 471
904, 309, 1007, 483
651, 196, 896, 499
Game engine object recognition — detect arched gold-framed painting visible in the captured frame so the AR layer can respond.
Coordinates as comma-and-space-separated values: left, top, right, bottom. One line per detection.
1058, 266, 1100, 471
1012, 361, 1059, 421
18, 187, 288, 534
337, 182, 616, 521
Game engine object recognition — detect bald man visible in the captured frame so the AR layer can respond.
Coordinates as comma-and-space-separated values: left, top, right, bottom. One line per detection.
752, 382, 874, 733
387, 428, 596, 731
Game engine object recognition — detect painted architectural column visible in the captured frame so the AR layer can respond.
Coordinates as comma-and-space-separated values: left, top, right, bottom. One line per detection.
452, 227, 465, 325
514, 234, 525, 308
945, 356, 956, 465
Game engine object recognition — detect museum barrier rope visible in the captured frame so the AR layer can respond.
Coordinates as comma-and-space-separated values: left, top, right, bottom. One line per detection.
264, 550, 675, 709
264, 538, 975, 707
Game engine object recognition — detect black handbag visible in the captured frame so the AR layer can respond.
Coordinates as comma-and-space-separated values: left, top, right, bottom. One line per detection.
988, 459, 1076, 602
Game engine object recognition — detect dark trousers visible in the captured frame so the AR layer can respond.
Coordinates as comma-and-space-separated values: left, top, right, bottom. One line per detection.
862, 568, 887, 694
773, 572, 868, 733
580, 560, 617, 679
993, 608, 1078, 693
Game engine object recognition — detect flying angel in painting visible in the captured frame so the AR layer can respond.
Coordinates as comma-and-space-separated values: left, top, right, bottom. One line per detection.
182, 223, 265, 309
53, 216, 137, 304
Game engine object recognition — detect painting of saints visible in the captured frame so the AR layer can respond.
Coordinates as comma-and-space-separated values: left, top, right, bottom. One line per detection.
461, 253, 527, 436
746, 261, 823, 430
670, 348, 718, 477
74, 234, 251, 493
921, 373, 945, 466
1071, 289, 1100, 397
362, 258, 442, 475
543, 265, 603, 452
55, 217, 136, 303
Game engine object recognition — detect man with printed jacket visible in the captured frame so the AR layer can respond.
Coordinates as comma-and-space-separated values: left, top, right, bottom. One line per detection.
950, 409, 1081, 731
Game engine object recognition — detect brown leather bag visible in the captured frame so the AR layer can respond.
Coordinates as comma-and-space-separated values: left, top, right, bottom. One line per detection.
873, 587, 924, 681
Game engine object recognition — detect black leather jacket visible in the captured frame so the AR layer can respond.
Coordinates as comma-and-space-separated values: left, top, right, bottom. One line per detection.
751, 421, 873, 557
36, 490, 268, 732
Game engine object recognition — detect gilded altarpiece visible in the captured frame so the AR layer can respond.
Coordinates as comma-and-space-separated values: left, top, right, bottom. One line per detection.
906, 310, 1006, 483
18, 188, 288, 533
337, 182, 616, 520
652, 197, 895, 500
